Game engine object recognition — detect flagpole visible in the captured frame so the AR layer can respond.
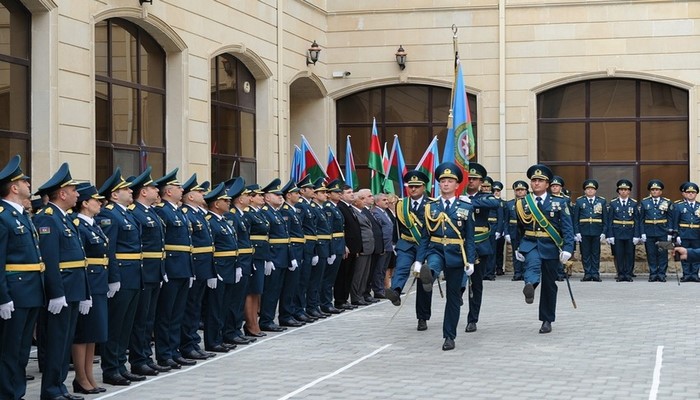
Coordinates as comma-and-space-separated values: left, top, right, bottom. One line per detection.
448, 24, 459, 130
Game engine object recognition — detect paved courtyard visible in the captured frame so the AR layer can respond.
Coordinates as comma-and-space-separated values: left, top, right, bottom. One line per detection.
24, 274, 700, 399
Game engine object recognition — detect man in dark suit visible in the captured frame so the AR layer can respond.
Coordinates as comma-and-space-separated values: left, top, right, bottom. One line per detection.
362, 190, 384, 303
370, 193, 394, 299
334, 185, 361, 310
350, 189, 375, 305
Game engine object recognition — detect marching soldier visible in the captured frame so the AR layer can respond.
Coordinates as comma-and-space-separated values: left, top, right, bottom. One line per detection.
321, 180, 346, 314
505, 180, 529, 281
492, 181, 506, 276
605, 179, 639, 282
0, 155, 44, 400
514, 164, 574, 334
278, 180, 306, 326
573, 179, 607, 281
639, 179, 673, 282
672, 182, 700, 282
416, 162, 476, 350
126, 167, 169, 375
550, 176, 569, 281
35, 163, 90, 400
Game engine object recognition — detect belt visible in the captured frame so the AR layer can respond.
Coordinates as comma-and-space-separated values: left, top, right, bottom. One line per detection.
250, 235, 268, 241
579, 218, 602, 223
679, 223, 700, 229
269, 238, 290, 244
192, 246, 214, 254
304, 235, 317, 241
164, 244, 191, 252
644, 219, 667, 224
400, 233, 417, 243
488, 218, 497, 222
613, 220, 634, 225
238, 248, 254, 254
214, 250, 238, 257
475, 226, 489, 233
317, 234, 332, 240
86, 257, 109, 266
290, 237, 306, 244
5, 262, 45, 272
59, 259, 87, 269
525, 231, 550, 238
332, 232, 345, 238
142, 251, 166, 259
115, 253, 142, 260
430, 237, 462, 245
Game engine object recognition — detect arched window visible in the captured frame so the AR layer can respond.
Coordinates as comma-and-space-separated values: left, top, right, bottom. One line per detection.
538, 78, 689, 200
95, 18, 166, 184
336, 85, 477, 188
210, 54, 256, 184
0, 0, 30, 169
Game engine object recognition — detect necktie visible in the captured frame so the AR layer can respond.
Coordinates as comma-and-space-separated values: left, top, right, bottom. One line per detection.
536, 196, 542, 208
413, 200, 419, 211
621, 201, 626, 208
444, 199, 451, 211
589, 198, 594, 206
654, 199, 658, 207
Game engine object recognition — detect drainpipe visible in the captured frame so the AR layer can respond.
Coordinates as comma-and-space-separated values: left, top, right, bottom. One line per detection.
499, 0, 507, 193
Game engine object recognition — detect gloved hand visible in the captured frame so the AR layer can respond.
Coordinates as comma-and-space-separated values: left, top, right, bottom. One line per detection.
641, 234, 647, 243
289, 259, 299, 271
327, 254, 336, 264
311, 256, 319, 266
235, 267, 243, 283
466, 263, 475, 276
495, 232, 501, 240
560, 251, 572, 263
107, 282, 121, 298
676, 236, 682, 245
411, 261, 422, 275
47, 296, 68, 315
264, 261, 275, 276
600, 234, 606, 243
162, 273, 169, 283
575, 233, 582, 242
607, 237, 615, 245
633, 237, 640, 245
505, 235, 511, 244
667, 235, 673, 242
0, 301, 14, 320
515, 251, 525, 262
189, 277, 195, 288
207, 277, 218, 289
78, 298, 92, 315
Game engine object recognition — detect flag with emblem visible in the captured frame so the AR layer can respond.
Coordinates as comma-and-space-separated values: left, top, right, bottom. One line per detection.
290, 145, 303, 181
416, 136, 440, 197
381, 142, 394, 194
345, 135, 359, 191
442, 57, 474, 195
368, 118, 384, 195
326, 145, 345, 183
387, 134, 408, 197
300, 135, 327, 182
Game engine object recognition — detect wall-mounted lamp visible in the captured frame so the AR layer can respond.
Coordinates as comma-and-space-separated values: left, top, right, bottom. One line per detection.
395, 45, 407, 70
306, 40, 321, 66
139, 0, 152, 5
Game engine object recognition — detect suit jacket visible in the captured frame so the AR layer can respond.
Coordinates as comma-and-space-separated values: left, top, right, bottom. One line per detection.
363, 207, 383, 255
338, 201, 362, 254
371, 207, 393, 252
354, 206, 374, 256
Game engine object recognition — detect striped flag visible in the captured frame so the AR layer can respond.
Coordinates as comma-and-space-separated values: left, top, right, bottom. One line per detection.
368, 118, 384, 195
387, 135, 408, 197
345, 135, 359, 191
416, 136, 440, 197
300, 135, 327, 182
326, 145, 345, 183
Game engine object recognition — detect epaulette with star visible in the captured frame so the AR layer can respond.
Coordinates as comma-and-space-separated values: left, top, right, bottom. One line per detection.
182, 207, 189, 213
73, 218, 80, 226
283, 204, 289, 210
127, 204, 136, 210
262, 205, 269, 211
205, 214, 212, 220
44, 208, 53, 215
105, 204, 114, 210
67, 209, 74, 214
577, 195, 586, 200
674, 199, 683, 204
155, 202, 165, 207
243, 206, 250, 212
643, 195, 652, 200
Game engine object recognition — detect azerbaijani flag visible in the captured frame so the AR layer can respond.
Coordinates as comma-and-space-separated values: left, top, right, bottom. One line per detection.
368, 118, 384, 195
387, 135, 408, 197
416, 136, 440, 197
442, 57, 473, 195
345, 135, 359, 191
326, 145, 345, 183
300, 135, 327, 182
381, 142, 394, 194
290, 145, 303, 181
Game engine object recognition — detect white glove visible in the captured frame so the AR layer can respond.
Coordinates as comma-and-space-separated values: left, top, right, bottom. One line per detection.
559, 251, 572, 263
311, 256, 319, 266
515, 251, 525, 262
667, 235, 673, 242
47, 296, 68, 314
327, 254, 336, 264
466, 263, 475, 276
641, 234, 647, 243
235, 267, 242, 283
505, 235, 511, 244
207, 277, 218, 289
78, 298, 92, 315
575, 233, 582, 242
600, 234, 606, 243
495, 232, 501, 240
633, 237, 640, 245
607, 237, 615, 245
289, 259, 299, 271
676, 236, 682, 245
412, 261, 422, 275
189, 277, 195, 288
162, 273, 169, 283
107, 282, 121, 298
0, 301, 14, 320
264, 261, 275, 276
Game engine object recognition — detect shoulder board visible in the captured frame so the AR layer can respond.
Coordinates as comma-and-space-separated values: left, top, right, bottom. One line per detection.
428, 197, 437, 202
105, 204, 114, 210
283, 204, 289, 210
243, 207, 250, 212
127, 204, 136, 210
662, 197, 670, 201
630, 198, 638, 203
0, 206, 4, 213
182, 207, 189, 213
73, 218, 80, 226
36, 208, 44, 214
552, 193, 564, 198
643, 195, 651, 200
598, 196, 606, 200
205, 214, 212, 220
156, 202, 165, 207
67, 209, 74, 214
262, 205, 269, 211
611, 197, 619, 202
45, 207, 53, 215
576, 195, 586, 200
674, 199, 683, 204
311, 203, 317, 208
428, 199, 440, 204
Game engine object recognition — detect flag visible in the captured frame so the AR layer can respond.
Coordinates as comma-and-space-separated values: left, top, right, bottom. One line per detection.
442, 58, 473, 195
300, 135, 327, 182
326, 146, 345, 183
416, 136, 440, 197
368, 118, 384, 195
345, 135, 359, 191
381, 142, 394, 194
290, 145, 303, 181
387, 135, 408, 197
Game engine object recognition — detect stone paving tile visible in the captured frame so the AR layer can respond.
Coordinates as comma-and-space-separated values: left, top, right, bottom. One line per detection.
22, 275, 700, 399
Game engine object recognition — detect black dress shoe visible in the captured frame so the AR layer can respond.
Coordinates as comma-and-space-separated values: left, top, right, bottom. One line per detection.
279, 319, 304, 327
306, 309, 327, 319
581, 275, 591, 282
539, 321, 552, 334
205, 344, 230, 353
523, 283, 535, 304
63, 394, 84, 400
95, 387, 107, 393
294, 313, 313, 322
442, 338, 455, 351
103, 373, 131, 386
465, 322, 477, 333
157, 359, 181, 370
73, 380, 100, 394
131, 364, 159, 376
417, 319, 427, 331
227, 336, 254, 345
592, 276, 602, 282
173, 356, 197, 366
197, 349, 216, 358
302, 312, 318, 321
121, 371, 147, 382
260, 324, 286, 332
351, 300, 368, 306
147, 362, 171, 372
373, 293, 386, 299
244, 328, 266, 337
419, 264, 433, 292
658, 277, 667, 282
363, 296, 380, 303
182, 350, 209, 360
496, 270, 505, 276
320, 306, 343, 314
222, 342, 237, 350
384, 289, 401, 306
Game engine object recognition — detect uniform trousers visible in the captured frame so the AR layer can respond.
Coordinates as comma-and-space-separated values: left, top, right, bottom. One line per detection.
40, 302, 79, 399
223, 274, 249, 341
680, 238, 700, 278
306, 253, 327, 312
260, 267, 286, 326
320, 256, 342, 310
129, 283, 160, 368
390, 243, 417, 293
467, 256, 487, 324
102, 288, 140, 376
580, 235, 601, 277
612, 238, 635, 279
204, 282, 226, 348
0, 306, 39, 400
180, 276, 207, 354
523, 248, 559, 322
155, 278, 189, 362
644, 235, 668, 279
